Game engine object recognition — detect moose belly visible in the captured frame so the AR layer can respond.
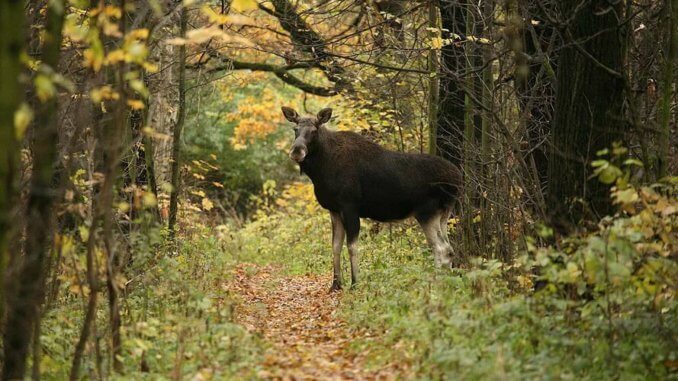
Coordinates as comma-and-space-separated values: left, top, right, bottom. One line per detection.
358, 201, 413, 222
312, 182, 414, 220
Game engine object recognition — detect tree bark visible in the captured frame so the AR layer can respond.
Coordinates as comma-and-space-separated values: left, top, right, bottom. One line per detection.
436, 0, 467, 166
548, 0, 627, 228
517, 3, 557, 197
428, 0, 441, 155
0, 0, 25, 324
2, 1, 64, 379
658, 0, 676, 178
168, 6, 187, 237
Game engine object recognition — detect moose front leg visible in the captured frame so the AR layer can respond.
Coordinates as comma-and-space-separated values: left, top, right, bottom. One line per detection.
330, 211, 345, 291
342, 209, 361, 288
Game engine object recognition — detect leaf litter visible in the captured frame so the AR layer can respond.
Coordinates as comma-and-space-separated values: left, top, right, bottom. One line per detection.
229, 263, 404, 380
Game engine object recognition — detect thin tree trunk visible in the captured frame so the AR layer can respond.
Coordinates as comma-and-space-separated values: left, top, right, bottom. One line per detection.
69, 67, 109, 380
70, 205, 100, 381
2, 1, 64, 379
658, 0, 676, 178
516, 2, 556, 211
479, 0, 493, 257
428, 0, 441, 155
462, 2, 477, 253
0, 0, 25, 324
104, 0, 129, 371
168, 7, 188, 237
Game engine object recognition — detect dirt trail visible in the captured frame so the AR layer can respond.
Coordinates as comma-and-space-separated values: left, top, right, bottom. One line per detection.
230, 263, 400, 380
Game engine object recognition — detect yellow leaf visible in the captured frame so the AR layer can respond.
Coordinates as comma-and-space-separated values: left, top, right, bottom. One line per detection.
14, 103, 33, 139
102, 5, 122, 18
90, 85, 119, 103
104, 49, 126, 64
430, 36, 442, 49
83, 48, 104, 72
129, 79, 149, 98
202, 197, 214, 211
142, 62, 159, 73
127, 99, 145, 110
126, 28, 149, 40
117, 202, 130, 212
34, 74, 56, 102
142, 192, 157, 207
232, 0, 258, 11
78, 226, 89, 242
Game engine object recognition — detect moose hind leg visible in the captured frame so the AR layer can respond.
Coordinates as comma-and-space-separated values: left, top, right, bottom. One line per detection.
438, 208, 452, 244
342, 209, 360, 288
417, 211, 451, 267
330, 211, 345, 291
438, 208, 456, 264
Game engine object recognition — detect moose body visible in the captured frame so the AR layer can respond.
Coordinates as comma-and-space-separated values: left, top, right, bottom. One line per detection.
283, 107, 461, 291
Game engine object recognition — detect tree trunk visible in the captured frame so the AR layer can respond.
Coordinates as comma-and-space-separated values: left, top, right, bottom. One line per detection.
0, 0, 25, 324
548, 0, 626, 229
516, 3, 557, 198
658, 0, 676, 178
479, 0, 494, 257
104, 0, 132, 372
436, 0, 467, 166
428, 0, 441, 155
2, 1, 64, 379
168, 7, 187, 237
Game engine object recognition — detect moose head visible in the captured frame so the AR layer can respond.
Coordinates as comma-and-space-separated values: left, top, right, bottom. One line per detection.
281, 107, 332, 163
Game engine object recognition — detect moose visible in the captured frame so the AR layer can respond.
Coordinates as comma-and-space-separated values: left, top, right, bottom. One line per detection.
282, 106, 462, 291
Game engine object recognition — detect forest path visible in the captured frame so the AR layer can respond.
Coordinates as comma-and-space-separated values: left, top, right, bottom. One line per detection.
229, 263, 399, 380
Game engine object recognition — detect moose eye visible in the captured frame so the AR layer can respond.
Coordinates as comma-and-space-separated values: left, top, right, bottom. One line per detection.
293, 128, 300, 137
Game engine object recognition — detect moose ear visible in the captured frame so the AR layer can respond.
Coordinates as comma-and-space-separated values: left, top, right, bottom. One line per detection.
317, 108, 332, 125
281, 106, 299, 123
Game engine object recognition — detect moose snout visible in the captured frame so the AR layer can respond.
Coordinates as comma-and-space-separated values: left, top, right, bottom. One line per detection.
289, 145, 307, 163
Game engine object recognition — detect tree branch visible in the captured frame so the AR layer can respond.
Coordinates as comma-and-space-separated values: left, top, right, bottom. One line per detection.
190, 58, 337, 97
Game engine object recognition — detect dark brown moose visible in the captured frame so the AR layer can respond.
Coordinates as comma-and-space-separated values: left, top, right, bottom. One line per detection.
282, 106, 462, 291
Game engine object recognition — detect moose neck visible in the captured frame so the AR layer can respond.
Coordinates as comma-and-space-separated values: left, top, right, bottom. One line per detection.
299, 126, 332, 180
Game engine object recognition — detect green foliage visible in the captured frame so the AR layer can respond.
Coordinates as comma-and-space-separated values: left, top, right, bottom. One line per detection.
183, 75, 302, 216
40, 227, 264, 380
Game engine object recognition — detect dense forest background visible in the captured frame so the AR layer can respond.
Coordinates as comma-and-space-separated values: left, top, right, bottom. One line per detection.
0, 0, 676, 379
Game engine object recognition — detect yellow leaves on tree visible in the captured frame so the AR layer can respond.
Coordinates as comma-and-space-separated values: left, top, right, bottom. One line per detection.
229, 91, 283, 149
231, 118, 275, 150
231, 0, 258, 12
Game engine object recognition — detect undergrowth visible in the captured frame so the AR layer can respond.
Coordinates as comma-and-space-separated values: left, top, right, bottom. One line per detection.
40, 229, 263, 380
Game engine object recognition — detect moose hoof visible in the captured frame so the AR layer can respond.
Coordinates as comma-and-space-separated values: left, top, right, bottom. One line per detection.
329, 281, 342, 293
435, 256, 453, 269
